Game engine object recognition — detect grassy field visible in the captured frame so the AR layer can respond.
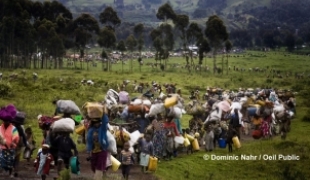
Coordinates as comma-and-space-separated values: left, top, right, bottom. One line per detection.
0, 50, 310, 179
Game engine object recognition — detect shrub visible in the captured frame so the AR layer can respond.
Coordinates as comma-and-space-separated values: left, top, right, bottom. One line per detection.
0, 82, 13, 98
302, 109, 310, 122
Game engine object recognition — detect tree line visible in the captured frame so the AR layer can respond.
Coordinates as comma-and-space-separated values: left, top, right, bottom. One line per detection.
0, 0, 232, 73
1, 0, 308, 72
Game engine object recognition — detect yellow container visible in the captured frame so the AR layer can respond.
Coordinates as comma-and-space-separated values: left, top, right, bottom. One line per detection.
75, 125, 85, 135
186, 134, 195, 142
148, 156, 158, 171
164, 96, 178, 108
192, 138, 200, 151
184, 137, 190, 147
232, 136, 241, 148
111, 155, 121, 172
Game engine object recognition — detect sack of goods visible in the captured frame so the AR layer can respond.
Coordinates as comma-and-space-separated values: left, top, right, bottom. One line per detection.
107, 130, 117, 154
118, 91, 129, 104
148, 103, 165, 116
127, 104, 147, 113
12, 111, 26, 125
115, 129, 130, 146
56, 100, 81, 115
51, 118, 75, 133
185, 101, 204, 115
38, 115, 59, 130
167, 106, 183, 119
82, 102, 106, 119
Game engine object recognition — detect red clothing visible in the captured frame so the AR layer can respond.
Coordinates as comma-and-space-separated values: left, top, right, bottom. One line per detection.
0, 124, 20, 149
164, 121, 179, 136
34, 152, 54, 175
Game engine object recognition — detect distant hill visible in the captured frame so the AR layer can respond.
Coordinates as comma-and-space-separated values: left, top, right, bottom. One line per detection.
34, 0, 310, 31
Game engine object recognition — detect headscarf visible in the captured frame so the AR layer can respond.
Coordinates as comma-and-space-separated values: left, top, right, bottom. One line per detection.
0, 104, 17, 121
86, 114, 109, 152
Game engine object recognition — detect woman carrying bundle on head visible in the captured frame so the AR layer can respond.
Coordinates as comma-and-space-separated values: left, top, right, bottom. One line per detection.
86, 114, 109, 180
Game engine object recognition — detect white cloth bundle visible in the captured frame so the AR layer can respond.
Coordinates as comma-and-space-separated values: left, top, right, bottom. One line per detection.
51, 118, 75, 133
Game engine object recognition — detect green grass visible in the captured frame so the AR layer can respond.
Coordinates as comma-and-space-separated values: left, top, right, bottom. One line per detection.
1, 50, 310, 179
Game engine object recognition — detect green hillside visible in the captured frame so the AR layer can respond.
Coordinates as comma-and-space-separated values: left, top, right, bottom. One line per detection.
35, 0, 310, 30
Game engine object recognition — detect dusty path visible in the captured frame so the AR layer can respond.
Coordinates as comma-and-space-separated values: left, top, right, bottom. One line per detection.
0, 151, 157, 180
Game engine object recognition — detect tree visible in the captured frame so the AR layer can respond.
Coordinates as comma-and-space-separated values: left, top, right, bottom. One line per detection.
174, 14, 190, 67
150, 29, 163, 65
116, 40, 127, 72
225, 40, 233, 75
152, 3, 176, 70
99, 6, 121, 31
156, 3, 177, 22
126, 35, 137, 72
159, 23, 174, 66
134, 23, 145, 72
197, 38, 211, 72
99, 6, 121, 71
285, 33, 295, 51
205, 15, 229, 73
229, 29, 252, 48
295, 37, 304, 49
263, 31, 276, 49
73, 13, 99, 70
34, 19, 58, 69
186, 22, 203, 70
98, 27, 117, 71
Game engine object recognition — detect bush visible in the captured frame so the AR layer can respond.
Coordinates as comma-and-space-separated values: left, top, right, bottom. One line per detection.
0, 82, 13, 98
302, 109, 310, 122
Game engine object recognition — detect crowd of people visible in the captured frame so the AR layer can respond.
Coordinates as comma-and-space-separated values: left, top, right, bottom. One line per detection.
0, 80, 296, 180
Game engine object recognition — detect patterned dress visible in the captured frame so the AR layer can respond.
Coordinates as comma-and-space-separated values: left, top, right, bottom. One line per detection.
152, 120, 165, 158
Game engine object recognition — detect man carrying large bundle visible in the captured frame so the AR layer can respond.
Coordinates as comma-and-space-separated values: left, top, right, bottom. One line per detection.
53, 99, 81, 125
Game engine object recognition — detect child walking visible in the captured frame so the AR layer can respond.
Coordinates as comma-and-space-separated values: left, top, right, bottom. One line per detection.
139, 134, 154, 173
163, 116, 179, 160
25, 127, 36, 163
34, 144, 55, 180
120, 142, 135, 180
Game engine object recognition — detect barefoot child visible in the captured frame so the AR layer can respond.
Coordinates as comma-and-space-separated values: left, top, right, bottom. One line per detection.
120, 142, 135, 180
34, 144, 54, 180
139, 134, 154, 173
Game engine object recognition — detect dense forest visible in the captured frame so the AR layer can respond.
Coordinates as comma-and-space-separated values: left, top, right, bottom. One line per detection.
0, 0, 309, 70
